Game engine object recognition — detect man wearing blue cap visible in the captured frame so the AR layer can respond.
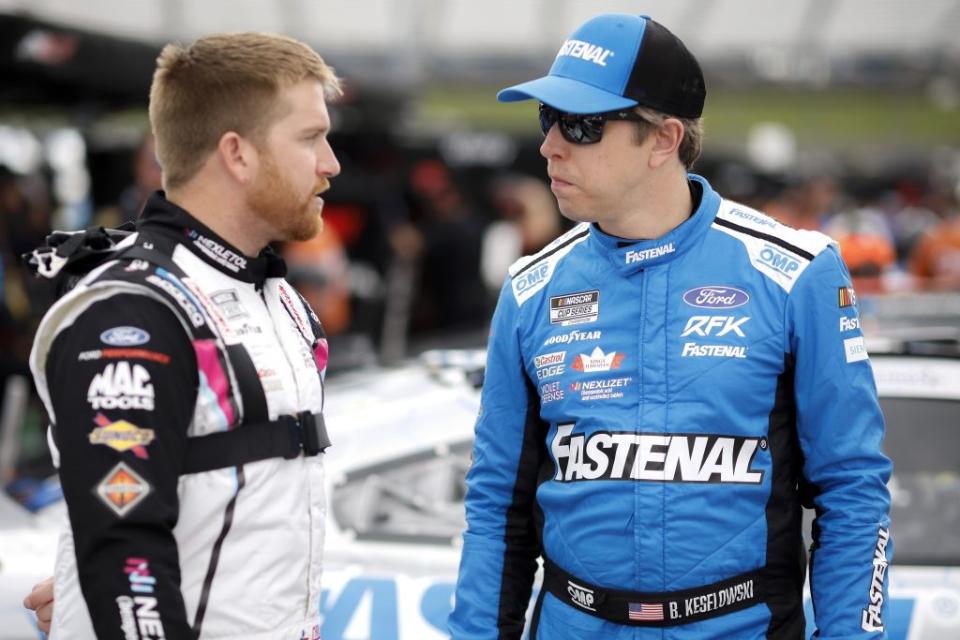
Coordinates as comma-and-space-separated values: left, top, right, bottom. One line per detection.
450, 13, 892, 640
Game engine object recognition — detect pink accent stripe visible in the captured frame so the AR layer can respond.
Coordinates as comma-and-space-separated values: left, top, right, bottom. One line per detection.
313, 338, 329, 374
193, 339, 236, 427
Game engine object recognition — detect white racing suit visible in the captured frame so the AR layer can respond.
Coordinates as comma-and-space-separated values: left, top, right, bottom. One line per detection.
29, 192, 329, 639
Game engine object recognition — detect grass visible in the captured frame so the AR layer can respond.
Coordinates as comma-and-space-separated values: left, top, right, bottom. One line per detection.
414, 85, 960, 152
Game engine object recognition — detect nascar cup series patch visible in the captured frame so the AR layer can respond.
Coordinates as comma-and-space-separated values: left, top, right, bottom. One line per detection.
95, 462, 151, 517
550, 290, 599, 326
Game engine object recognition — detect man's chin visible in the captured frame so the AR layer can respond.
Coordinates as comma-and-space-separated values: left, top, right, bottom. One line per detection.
557, 202, 591, 225
287, 215, 323, 242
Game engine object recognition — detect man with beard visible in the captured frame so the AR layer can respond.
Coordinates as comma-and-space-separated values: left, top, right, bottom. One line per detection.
24, 32, 340, 638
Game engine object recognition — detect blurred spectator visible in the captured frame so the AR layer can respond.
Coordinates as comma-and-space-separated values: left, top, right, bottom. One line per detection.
766, 174, 841, 231
889, 203, 940, 263
0, 166, 55, 372
481, 174, 562, 296
93, 132, 162, 226
283, 226, 352, 336
405, 159, 488, 333
910, 214, 960, 289
823, 205, 898, 294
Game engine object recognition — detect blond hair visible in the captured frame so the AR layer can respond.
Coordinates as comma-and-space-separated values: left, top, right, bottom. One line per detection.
632, 106, 703, 170
149, 32, 341, 189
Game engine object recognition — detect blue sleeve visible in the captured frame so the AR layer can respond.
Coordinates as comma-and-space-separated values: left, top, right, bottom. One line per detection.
787, 246, 893, 639
449, 278, 543, 640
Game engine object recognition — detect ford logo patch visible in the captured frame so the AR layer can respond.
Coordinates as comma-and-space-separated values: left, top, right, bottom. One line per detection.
100, 326, 151, 346
682, 286, 750, 309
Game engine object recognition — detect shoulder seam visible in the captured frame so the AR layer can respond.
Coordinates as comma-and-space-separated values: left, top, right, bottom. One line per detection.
511, 227, 590, 279
712, 217, 814, 261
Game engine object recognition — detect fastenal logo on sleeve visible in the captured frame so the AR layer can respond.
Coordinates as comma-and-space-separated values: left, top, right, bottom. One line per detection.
556, 39, 615, 66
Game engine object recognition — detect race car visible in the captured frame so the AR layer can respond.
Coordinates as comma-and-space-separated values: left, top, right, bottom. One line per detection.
1, 347, 958, 639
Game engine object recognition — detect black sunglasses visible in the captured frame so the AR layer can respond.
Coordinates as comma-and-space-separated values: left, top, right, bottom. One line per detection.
538, 103, 646, 145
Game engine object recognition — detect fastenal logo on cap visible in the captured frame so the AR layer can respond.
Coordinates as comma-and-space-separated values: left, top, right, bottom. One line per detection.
498, 13, 705, 117
555, 39, 615, 67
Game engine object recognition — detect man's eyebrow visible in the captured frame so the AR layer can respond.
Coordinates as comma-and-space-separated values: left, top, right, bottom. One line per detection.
301, 122, 330, 135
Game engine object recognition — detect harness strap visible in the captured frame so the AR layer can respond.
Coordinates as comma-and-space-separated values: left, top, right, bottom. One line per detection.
182, 411, 331, 474
542, 555, 764, 627
121, 243, 332, 474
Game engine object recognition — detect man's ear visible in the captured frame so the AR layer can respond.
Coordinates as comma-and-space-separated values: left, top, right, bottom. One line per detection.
649, 118, 684, 168
217, 132, 258, 184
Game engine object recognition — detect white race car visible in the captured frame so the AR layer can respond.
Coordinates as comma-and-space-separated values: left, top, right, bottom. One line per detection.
1, 348, 957, 639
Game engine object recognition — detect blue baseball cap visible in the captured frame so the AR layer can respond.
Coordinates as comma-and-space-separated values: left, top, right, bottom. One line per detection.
498, 14, 705, 117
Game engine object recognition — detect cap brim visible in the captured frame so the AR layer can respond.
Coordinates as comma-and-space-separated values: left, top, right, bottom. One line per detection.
497, 75, 638, 114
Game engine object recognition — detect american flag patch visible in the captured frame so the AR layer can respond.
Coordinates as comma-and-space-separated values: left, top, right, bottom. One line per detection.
838, 286, 857, 308
628, 602, 664, 621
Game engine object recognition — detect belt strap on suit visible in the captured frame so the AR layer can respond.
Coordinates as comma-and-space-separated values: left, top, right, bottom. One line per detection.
542, 555, 764, 627
182, 411, 331, 474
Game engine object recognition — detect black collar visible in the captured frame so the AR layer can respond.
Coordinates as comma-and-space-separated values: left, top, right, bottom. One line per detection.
136, 191, 286, 285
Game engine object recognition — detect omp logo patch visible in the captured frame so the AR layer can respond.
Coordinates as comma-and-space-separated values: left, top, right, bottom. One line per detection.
551, 424, 766, 483
757, 245, 800, 278
89, 413, 154, 459
96, 462, 150, 516
567, 580, 597, 611
87, 362, 155, 411
513, 263, 550, 296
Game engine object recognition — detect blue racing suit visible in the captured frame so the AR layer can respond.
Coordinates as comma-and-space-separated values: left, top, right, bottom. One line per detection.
449, 175, 892, 639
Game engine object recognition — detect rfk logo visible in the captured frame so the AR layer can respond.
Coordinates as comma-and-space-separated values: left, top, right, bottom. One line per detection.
680, 316, 749, 338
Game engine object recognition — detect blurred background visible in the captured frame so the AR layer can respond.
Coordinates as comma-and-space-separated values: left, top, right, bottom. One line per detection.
0, 2, 959, 628
2, 0, 960, 498
2, 1, 959, 478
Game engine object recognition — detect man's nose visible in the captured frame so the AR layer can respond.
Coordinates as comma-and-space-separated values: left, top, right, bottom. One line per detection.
318, 141, 341, 178
540, 124, 568, 160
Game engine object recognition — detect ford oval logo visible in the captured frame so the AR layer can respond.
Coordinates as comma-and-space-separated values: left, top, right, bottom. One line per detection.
682, 286, 750, 309
100, 326, 150, 346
